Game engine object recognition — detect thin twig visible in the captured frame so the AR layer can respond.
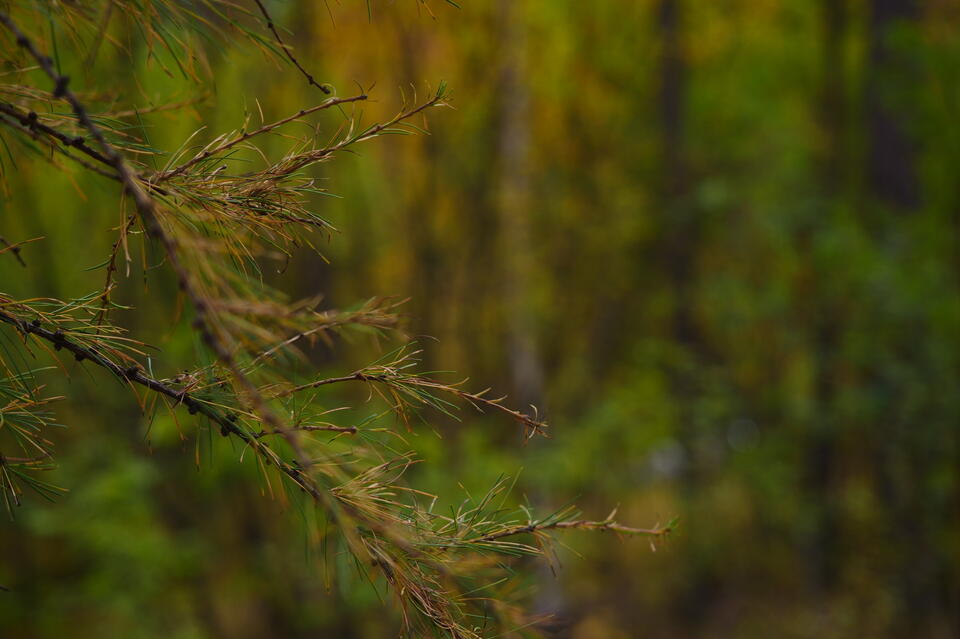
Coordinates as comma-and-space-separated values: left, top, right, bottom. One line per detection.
0, 101, 112, 166
246, 300, 401, 368
156, 93, 367, 182
0, 235, 28, 267
254, 424, 357, 437
275, 369, 547, 436
94, 215, 136, 329
275, 372, 362, 395
252, 0, 331, 94
470, 518, 675, 544
0, 306, 333, 502
0, 309, 241, 438
106, 95, 204, 120
321, 91, 446, 155
0, 111, 121, 181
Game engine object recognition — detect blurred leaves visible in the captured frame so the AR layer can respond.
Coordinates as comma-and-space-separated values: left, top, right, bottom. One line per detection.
1, 0, 958, 637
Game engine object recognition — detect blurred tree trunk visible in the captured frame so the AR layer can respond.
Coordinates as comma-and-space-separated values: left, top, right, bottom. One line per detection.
496, 0, 544, 413
863, 0, 946, 633
493, 1, 559, 626
658, 0, 686, 211
657, 0, 698, 370
866, 0, 920, 211
801, 0, 848, 596
657, 0, 694, 477
397, 24, 443, 359
655, 0, 721, 629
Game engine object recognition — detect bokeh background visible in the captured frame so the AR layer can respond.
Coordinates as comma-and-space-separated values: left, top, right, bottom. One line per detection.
2, 0, 959, 637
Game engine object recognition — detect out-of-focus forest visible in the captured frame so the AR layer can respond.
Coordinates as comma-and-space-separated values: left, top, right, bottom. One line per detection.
1, 0, 959, 637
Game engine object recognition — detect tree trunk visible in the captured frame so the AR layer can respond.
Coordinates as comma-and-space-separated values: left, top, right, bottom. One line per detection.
866, 0, 920, 210
496, 0, 544, 414
801, 0, 849, 596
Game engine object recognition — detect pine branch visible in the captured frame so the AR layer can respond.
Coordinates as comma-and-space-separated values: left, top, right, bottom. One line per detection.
0, 101, 111, 166
274, 360, 548, 438
0, 303, 328, 504
0, 309, 243, 440
300, 86, 450, 168
0, 9, 313, 474
253, 424, 358, 437
0, 8, 669, 635
0, 110, 122, 182
156, 93, 368, 182
470, 517, 676, 544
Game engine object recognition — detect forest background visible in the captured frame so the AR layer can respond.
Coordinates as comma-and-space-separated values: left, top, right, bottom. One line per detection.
1, 0, 958, 637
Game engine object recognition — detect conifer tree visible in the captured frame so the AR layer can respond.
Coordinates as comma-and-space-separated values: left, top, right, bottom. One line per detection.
0, 3, 671, 635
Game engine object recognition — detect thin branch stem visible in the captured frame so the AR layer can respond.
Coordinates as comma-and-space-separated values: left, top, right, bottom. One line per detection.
277, 372, 362, 394
275, 369, 547, 436
254, 424, 357, 437
0, 309, 239, 437
0, 235, 28, 267
326, 92, 446, 152
252, 0, 331, 94
0, 101, 112, 166
94, 215, 136, 329
470, 518, 675, 544
156, 93, 368, 182
0, 306, 334, 502
0, 111, 121, 182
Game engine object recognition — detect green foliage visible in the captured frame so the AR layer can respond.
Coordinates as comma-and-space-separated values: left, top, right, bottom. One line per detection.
2, 0, 958, 637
